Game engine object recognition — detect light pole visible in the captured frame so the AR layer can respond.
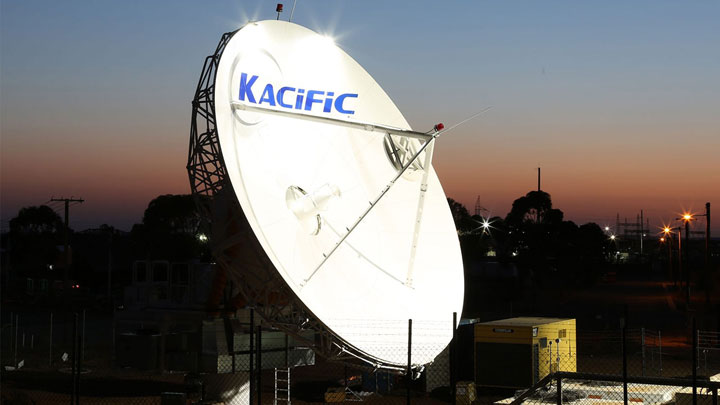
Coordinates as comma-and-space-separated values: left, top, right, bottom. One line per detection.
684, 204, 711, 302
609, 234, 618, 264
663, 226, 682, 287
676, 213, 696, 305
662, 227, 673, 282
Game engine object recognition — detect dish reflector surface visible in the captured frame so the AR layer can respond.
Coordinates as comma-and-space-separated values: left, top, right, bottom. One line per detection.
215, 20, 463, 365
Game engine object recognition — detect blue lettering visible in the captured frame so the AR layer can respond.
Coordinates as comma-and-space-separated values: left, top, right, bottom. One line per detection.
236, 73, 358, 114
277, 87, 295, 108
238, 73, 258, 103
334, 93, 358, 115
259, 84, 276, 106
323, 92, 335, 113
295, 89, 305, 110
304, 90, 324, 111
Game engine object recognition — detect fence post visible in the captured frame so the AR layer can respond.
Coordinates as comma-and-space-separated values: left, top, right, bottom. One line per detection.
284, 333, 289, 368
9, 311, 13, 360
257, 325, 262, 405
711, 387, 717, 405
658, 330, 662, 375
249, 309, 254, 405
622, 306, 628, 405
693, 318, 697, 405
407, 318, 412, 405
111, 305, 116, 367
71, 313, 78, 405
557, 375, 562, 405
81, 310, 86, 363
641, 327, 646, 376
14, 314, 18, 368
49, 312, 53, 367
76, 325, 82, 405
451, 312, 457, 405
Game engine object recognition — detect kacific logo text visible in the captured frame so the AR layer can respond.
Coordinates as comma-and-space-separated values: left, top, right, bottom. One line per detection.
238, 73, 358, 115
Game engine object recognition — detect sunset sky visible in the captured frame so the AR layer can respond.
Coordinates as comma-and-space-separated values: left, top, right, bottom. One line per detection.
2, 0, 718, 235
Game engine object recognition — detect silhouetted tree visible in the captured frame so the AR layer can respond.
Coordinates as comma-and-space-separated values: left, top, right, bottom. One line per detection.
506, 190, 553, 226
504, 190, 607, 284
131, 194, 209, 261
447, 198, 475, 233
7, 205, 63, 277
142, 194, 201, 235
10, 205, 64, 235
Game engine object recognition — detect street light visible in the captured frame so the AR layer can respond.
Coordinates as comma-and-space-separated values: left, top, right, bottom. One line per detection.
675, 213, 696, 305
661, 226, 675, 284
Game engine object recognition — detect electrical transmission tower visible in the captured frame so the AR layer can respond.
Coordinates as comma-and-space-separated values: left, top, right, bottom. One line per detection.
474, 195, 488, 217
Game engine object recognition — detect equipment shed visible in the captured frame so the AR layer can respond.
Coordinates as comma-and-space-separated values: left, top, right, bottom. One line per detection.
474, 317, 576, 388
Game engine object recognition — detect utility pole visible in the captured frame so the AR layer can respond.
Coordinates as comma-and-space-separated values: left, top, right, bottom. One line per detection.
685, 219, 690, 304
537, 167, 541, 191
50, 197, 84, 296
640, 210, 644, 256
678, 229, 682, 288
706, 202, 711, 275
107, 228, 113, 307
707, 202, 712, 304
474, 196, 488, 217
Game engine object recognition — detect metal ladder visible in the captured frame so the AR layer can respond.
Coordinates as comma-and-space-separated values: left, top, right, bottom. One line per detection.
274, 367, 291, 405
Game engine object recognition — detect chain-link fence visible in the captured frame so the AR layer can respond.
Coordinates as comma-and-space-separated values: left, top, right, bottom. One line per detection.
2, 309, 720, 405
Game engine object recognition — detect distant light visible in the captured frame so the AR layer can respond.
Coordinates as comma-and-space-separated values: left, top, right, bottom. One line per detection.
482, 219, 490, 230
683, 214, 692, 221
663, 227, 671, 234
197, 233, 208, 242
610, 235, 616, 240
512, 252, 518, 257
604, 226, 610, 231
660, 237, 665, 242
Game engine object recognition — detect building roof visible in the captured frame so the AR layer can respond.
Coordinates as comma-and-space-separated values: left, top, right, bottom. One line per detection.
478, 317, 573, 327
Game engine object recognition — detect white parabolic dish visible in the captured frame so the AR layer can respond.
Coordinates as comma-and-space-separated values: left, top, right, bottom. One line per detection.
215, 20, 464, 366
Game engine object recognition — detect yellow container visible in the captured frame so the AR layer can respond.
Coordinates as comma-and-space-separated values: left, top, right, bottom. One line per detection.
474, 317, 577, 388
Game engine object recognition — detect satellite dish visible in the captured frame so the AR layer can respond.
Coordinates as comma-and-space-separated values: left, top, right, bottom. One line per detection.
190, 20, 463, 368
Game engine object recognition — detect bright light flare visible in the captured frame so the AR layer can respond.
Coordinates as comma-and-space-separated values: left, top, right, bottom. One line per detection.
682, 213, 693, 221
319, 34, 335, 47
610, 235, 616, 240
663, 227, 671, 234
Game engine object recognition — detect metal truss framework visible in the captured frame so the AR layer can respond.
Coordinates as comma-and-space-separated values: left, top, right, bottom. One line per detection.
186, 30, 406, 373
